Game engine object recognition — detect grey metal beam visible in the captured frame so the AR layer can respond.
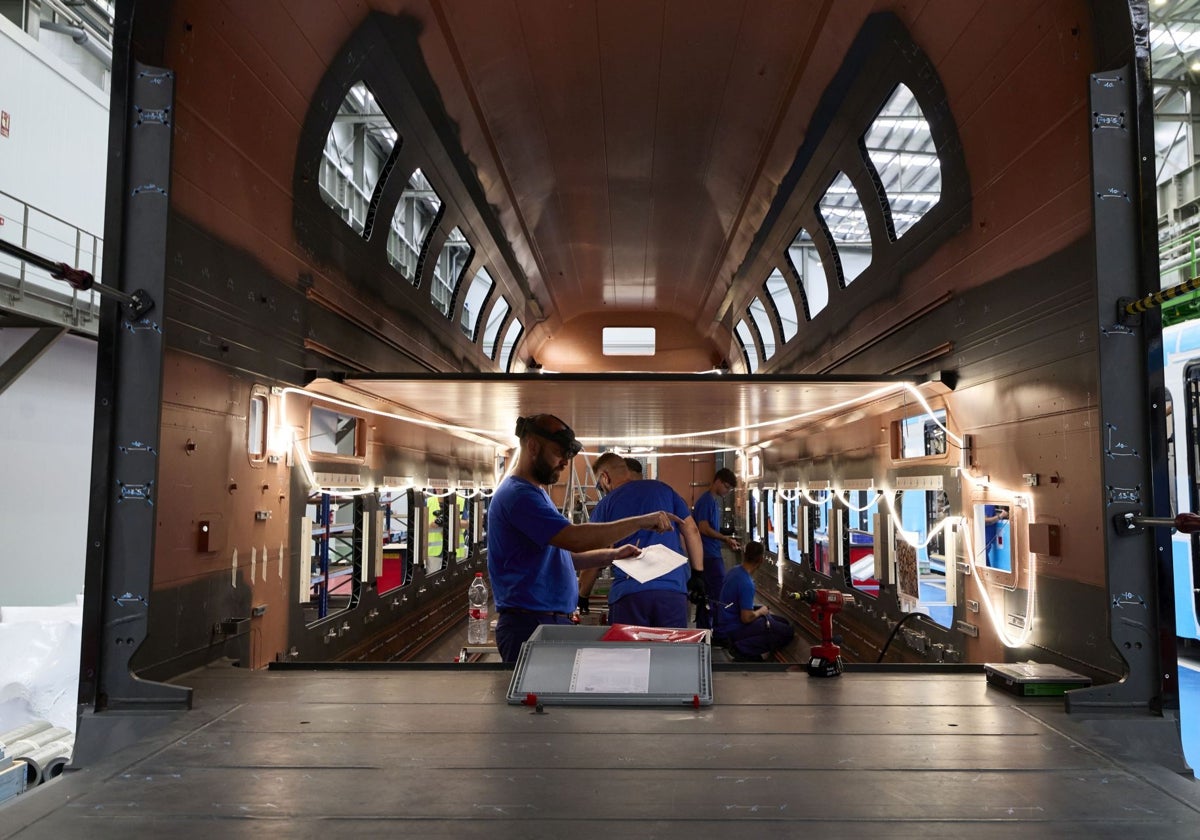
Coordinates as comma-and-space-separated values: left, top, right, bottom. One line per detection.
0, 326, 66, 397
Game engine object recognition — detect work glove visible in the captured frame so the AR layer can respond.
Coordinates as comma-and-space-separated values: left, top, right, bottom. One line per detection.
577, 594, 590, 614
687, 569, 707, 605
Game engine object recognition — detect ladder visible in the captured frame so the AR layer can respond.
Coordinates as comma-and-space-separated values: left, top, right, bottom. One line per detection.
561, 456, 601, 523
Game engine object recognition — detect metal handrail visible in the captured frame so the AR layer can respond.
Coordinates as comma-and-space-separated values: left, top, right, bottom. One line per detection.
0, 188, 105, 328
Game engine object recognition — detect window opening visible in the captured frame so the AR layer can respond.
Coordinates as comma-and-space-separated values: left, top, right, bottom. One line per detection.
894, 490, 952, 628
379, 489, 412, 594
309, 406, 361, 457
460, 266, 494, 341
304, 493, 362, 623
785, 228, 829, 318
748, 297, 776, 361
735, 319, 759, 372
810, 492, 835, 577
896, 409, 948, 459
784, 494, 801, 565
764, 269, 799, 343
747, 488, 760, 542
481, 297, 511, 359
602, 326, 656, 356
455, 492, 473, 563
387, 168, 443, 284
845, 490, 880, 599
431, 226, 472, 318
763, 490, 778, 555
817, 172, 872, 285
318, 82, 398, 236
498, 320, 523, 372
862, 83, 941, 240
248, 392, 267, 459
426, 491, 449, 576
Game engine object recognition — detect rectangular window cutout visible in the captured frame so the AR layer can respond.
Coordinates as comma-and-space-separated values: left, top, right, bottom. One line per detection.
309, 406, 362, 457
602, 326, 656, 356
894, 409, 948, 459
248, 393, 267, 458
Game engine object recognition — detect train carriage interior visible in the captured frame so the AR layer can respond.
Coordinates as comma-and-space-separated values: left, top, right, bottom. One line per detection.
7, 0, 1200, 834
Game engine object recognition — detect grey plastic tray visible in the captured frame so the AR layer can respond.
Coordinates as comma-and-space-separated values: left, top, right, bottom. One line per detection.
507, 624, 713, 706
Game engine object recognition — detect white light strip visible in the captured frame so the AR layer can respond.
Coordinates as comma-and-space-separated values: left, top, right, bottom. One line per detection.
577, 382, 910, 444
833, 488, 881, 513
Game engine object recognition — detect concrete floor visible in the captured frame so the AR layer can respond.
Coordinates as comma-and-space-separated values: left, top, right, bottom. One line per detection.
3, 660, 1199, 839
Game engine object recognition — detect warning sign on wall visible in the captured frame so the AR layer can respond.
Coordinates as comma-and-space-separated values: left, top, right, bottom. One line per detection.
1, 111, 9, 138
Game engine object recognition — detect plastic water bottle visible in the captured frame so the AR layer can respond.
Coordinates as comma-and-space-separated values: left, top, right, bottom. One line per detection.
467, 573, 489, 644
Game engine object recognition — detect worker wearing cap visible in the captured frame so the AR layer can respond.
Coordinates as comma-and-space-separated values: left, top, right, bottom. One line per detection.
487, 414, 683, 662
585, 452, 705, 628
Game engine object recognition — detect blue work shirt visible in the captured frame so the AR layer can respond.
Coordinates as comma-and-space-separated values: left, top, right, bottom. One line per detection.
591, 479, 691, 604
486, 475, 576, 613
715, 564, 755, 637
693, 491, 724, 557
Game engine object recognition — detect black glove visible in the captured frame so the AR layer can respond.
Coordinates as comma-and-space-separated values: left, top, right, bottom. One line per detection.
687, 569, 707, 605
577, 594, 590, 614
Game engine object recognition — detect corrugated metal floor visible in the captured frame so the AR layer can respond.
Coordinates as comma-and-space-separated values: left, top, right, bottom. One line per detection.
3, 663, 1200, 838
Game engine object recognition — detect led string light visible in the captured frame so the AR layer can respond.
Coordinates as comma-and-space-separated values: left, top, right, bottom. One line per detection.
578, 382, 910, 445
288, 382, 1030, 642
832, 488, 881, 513
800, 488, 830, 506
783, 478, 1035, 648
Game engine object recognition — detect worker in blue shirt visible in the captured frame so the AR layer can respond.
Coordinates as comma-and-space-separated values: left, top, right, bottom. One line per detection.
715, 541, 794, 661
587, 452, 705, 627
575, 456, 649, 614
692, 468, 740, 628
487, 414, 682, 662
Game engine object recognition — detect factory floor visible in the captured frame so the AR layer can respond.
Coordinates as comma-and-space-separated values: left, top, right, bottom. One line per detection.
3, 660, 1200, 838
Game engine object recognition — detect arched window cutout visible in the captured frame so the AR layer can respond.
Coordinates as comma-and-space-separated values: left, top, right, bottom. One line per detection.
735, 319, 759, 373
482, 297, 511, 359
748, 297, 776, 361
460, 266, 494, 341
817, 172, 872, 286
498, 319, 523, 372
387, 168, 443, 284
431, 226, 472, 318
863, 83, 941, 240
319, 82, 398, 236
764, 269, 799, 344
785, 228, 829, 318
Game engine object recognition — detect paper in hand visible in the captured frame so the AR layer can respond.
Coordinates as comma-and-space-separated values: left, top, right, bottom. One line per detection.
613, 543, 689, 583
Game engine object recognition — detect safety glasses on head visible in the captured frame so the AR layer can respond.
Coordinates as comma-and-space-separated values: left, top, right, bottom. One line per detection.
517, 415, 583, 458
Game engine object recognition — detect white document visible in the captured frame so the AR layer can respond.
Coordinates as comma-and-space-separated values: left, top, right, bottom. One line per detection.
569, 647, 652, 693
613, 543, 688, 583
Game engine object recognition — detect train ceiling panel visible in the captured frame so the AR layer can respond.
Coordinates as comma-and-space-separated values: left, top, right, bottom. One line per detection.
432, 0, 835, 328
310, 372, 940, 454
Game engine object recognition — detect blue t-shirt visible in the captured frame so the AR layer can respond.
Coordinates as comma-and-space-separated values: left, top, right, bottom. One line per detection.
590, 479, 691, 603
715, 564, 755, 636
693, 491, 724, 557
486, 475, 576, 612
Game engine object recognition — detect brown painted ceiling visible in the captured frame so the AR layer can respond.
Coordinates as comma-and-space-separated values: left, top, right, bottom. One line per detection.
427, 0, 843, 347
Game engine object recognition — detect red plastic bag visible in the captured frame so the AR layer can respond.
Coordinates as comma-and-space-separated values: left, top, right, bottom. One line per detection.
600, 623, 710, 643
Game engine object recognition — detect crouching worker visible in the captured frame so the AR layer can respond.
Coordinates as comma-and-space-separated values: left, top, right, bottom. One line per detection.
714, 541, 794, 661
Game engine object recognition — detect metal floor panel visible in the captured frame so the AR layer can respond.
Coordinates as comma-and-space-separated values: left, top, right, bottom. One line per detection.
2, 663, 1199, 839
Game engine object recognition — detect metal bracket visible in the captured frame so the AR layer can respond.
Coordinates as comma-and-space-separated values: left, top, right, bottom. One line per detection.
117, 480, 154, 505
118, 440, 158, 456
111, 592, 148, 607
133, 106, 171, 127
